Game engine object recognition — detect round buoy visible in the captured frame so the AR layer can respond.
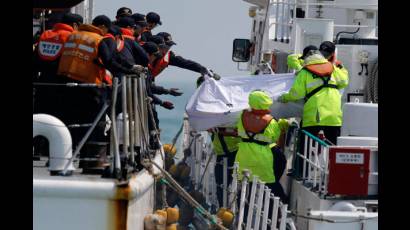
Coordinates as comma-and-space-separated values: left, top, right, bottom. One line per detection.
166, 223, 177, 230
216, 208, 234, 228
165, 207, 180, 224
163, 144, 177, 157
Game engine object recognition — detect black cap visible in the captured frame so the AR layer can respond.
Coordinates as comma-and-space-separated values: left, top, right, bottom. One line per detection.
131, 13, 148, 27
300, 45, 318, 59
92, 15, 112, 28
142, 42, 160, 55
108, 25, 122, 36
146, 12, 162, 25
319, 41, 336, 59
61, 12, 83, 25
148, 35, 165, 45
116, 7, 132, 17
157, 32, 176, 46
117, 16, 136, 28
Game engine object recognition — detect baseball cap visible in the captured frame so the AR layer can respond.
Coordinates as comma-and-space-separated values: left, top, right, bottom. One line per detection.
116, 7, 132, 17
92, 15, 112, 28
61, 12, 83, 25
117, 16, 137, 28
300, 45, 318, 59
142, 42, 160, 55
157, 32, 177, 46
319, 41, 336, 58
146, 12, 162, 25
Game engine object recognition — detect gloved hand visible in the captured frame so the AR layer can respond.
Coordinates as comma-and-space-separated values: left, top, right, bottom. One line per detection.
131, 65, 144, 73
168, 88, 183, 96
161, 101, 174, 110
203, 68, 221, 80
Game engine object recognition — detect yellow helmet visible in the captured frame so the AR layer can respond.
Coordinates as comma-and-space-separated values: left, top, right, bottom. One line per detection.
163, 143, 177, 157
248, 90, 273, 110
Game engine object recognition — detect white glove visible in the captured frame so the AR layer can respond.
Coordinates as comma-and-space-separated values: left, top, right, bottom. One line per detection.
131, 65, 144, 73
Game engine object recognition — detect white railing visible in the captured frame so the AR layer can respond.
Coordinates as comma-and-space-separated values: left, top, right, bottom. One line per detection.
296, 130, 330, 195
183, 121, 292, 229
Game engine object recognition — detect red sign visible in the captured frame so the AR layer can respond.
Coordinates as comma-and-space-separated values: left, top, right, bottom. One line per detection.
327, 147, 370, 196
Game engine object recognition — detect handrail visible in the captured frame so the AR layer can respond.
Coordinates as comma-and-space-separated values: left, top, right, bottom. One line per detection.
301, 129, 329, 147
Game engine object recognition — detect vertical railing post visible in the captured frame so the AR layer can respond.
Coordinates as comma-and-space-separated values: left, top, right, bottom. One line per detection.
229, 162, 239, 213
237, 170, 250, 230
110, 78, 121, 174
270, 196, 280, 230
303, 134, 308, 181
121, 76, 129, 159
254, 181, 265, 230
132, 78, 140, 150
127, 77, 135, 165
261, 187, 271, 230
279, 204, 288, 230
245, 176, 259, 230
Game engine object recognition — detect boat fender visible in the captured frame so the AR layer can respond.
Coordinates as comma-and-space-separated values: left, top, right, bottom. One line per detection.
216, 208, 234, 228
144, 214, 166, 230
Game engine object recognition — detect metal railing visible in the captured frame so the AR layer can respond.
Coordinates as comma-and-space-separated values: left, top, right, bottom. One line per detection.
182, 120, 292, 229
33, 72, 151, 178
295, 129, 330, 195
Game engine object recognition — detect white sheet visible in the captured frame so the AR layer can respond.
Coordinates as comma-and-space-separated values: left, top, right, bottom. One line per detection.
185, 74, 304, 131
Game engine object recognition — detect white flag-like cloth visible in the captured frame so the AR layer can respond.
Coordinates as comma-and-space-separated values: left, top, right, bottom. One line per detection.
185, 73, 304, 131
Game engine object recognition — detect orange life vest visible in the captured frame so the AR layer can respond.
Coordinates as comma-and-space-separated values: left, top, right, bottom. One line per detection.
57, 24, 105, 84
303, 61, 338, 101
37, 23, 74, 61
149, 51, 171, 77
120, 28, 135, 41
242, 110, 273, 134
104, 33, 125, 52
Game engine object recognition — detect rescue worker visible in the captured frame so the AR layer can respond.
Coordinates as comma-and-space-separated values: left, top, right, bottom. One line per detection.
142, 42, 176, 149
115, 16, 150, 69
278, 47, 349, 145
236, 90, 289, 202
33, 12, 83, 159
33, 12, 83, 115
140, 12, 162, 42
131, 13, 148, 44
286, 45, 317, 72
210, 127, 241, 207
56, 15, 115, 173
114, 7, 132, 24
147, 34, 212, 79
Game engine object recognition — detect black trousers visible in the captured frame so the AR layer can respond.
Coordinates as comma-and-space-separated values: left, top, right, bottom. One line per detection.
215, 151, 237, 207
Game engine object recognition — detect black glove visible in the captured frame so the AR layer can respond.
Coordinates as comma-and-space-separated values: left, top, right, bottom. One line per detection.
168, 88, 183, 96
208, 69, 221, 80
161, 101, 174, 110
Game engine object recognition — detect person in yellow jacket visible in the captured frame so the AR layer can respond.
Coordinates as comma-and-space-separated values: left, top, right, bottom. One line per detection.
236, 90, 289, 204
209, 127, 241, 207
278, 46, 349, 145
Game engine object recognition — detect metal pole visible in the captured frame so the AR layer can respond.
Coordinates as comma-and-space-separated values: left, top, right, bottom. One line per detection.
121, 76, 129, 159
245, 176, 258, 230
324, 147, 329, 195
261, 187, 271, 230
62, 103, 109, 175
223, 157, 228, 207
127, 77, 135, 165
110, 78, 121, 174
254, 182, 265, 230
279, 204, 288, 230
281, 0, 286, 42
303, 135, 308, 180
229, 162, 239, 213
308, 138, 313, 184
275, 0, 280, 41
270, 196, 280, 230
132, 78, 142, 147
237, 170, 250, 230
